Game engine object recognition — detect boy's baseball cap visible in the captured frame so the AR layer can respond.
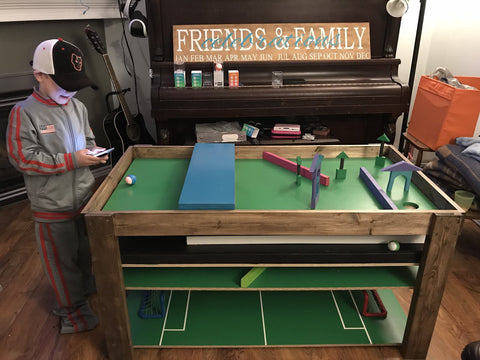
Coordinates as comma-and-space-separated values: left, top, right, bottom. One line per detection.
32, 38, 96, 92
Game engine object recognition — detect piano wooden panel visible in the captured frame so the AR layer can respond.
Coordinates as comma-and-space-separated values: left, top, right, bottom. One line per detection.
146, 0, 409, 145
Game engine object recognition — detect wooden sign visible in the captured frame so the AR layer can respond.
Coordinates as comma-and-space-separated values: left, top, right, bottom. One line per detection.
173, 23, 370, 63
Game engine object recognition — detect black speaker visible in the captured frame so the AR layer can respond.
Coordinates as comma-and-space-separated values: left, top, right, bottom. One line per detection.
121, 0, 147, 38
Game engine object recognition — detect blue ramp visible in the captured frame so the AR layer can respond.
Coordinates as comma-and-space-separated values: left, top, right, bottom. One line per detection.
178, 143, 235, 210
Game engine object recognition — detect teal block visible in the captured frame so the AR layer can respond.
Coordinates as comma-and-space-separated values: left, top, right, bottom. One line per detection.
178, 143, 235, 210
387, 171, 413, 193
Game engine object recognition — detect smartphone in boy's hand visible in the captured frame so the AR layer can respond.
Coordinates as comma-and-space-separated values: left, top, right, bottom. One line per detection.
86, 147, 114, 157
91, 148, 114, 157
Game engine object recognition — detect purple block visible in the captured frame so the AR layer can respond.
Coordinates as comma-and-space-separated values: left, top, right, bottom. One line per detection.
310, 154, 324, 209
359, 167, 397, 210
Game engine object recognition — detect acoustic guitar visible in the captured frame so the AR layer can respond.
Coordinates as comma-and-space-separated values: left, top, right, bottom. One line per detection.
85, 26, 155, 164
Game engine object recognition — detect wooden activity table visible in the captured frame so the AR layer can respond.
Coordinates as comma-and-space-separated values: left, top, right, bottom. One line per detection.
83, 144, 463, 360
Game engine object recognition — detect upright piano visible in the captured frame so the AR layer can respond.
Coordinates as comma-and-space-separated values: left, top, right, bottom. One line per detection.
146, 0, 409, 145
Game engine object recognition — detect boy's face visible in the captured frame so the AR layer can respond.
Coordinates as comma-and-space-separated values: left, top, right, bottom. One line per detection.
34, 71, 77, 105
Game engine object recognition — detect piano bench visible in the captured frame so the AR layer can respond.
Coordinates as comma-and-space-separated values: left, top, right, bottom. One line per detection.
402, 132, 434, 167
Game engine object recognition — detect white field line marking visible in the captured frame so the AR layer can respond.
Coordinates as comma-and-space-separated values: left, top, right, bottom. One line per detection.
259, 291, 267, 345
164, 290, 191, 332
349, 290, 373, 344
331, 290, 364, 330
159, 291, 173, 346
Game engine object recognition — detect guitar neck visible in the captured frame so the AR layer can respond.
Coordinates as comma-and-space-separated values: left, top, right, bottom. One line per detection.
102, 54, 135, 126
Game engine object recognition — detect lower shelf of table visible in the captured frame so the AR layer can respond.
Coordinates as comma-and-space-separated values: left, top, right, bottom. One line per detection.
123, 266, 418, 290
126, 289, 407, 347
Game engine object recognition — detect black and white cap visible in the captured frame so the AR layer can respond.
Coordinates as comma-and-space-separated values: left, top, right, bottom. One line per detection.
32, 38, 96, 91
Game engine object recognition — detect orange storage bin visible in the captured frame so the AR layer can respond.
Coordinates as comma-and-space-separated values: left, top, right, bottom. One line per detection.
407, 75, 480, 150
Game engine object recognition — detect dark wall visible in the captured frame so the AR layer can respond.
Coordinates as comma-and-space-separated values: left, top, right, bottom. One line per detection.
0, 20, 111, 147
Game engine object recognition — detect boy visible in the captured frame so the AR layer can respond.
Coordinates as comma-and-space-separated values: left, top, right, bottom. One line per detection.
6, 39, 108, 334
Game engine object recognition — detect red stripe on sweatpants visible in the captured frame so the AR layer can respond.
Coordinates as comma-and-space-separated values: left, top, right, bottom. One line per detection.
45, 224, 84, 332
46, 224, 89, 331
33, 207, 85, 221
39, 223, 63, 306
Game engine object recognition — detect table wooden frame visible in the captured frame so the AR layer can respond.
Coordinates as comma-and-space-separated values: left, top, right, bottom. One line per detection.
83, 144, 463, 360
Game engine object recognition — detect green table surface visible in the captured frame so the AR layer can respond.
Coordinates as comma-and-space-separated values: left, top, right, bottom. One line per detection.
103, 157, 436, 211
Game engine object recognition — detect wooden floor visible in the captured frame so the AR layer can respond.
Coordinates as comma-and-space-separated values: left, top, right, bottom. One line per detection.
1, 199, 479, 360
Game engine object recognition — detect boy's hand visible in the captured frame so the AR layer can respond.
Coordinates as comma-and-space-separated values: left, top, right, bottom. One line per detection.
76, 148, 108, 167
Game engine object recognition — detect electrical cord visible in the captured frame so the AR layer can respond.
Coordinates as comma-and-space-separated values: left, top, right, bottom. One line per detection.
116, 0, 141, 115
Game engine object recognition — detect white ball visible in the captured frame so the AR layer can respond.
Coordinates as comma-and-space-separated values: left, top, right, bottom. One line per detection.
388, 241, 400, 251
125, 174, 136, 185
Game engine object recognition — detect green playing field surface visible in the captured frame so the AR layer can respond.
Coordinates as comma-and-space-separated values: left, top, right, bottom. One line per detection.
126, 289, 407, 347
103, 157, 436, 211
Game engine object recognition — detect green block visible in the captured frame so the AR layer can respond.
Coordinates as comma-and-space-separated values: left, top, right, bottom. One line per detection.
335, 168, 347, 179
375, 156, 386, 167
241, 267, 267, 288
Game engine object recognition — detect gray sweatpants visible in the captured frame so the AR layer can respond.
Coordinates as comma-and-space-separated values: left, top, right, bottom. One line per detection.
35, 214, 98, 333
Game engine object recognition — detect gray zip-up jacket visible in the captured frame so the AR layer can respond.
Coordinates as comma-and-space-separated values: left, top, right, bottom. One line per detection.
6, 89, 96, 217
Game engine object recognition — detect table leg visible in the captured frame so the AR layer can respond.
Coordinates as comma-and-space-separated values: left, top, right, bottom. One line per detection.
85, 215, 134, 360
402, 214, 463, 359
415, 150, 424, 167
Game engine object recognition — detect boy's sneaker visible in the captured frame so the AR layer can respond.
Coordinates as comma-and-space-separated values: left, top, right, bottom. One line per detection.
58, 302, 99, 334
